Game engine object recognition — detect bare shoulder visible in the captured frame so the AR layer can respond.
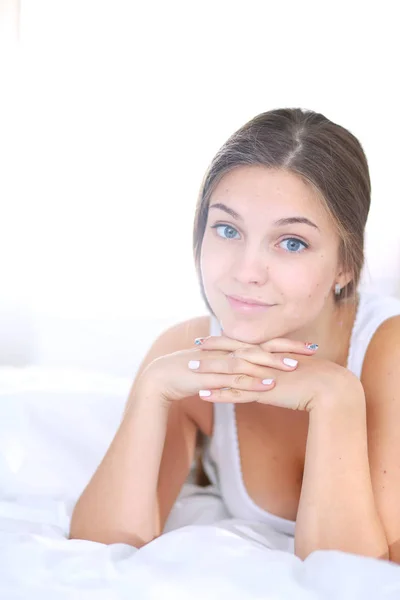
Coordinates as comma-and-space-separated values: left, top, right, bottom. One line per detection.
361, 314, 400, 398
163, 315, 211, 349
358, 317, 400, 561
134, 315, 211, 372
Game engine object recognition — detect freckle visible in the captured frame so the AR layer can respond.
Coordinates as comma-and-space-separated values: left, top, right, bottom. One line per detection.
384, 470, 387, 474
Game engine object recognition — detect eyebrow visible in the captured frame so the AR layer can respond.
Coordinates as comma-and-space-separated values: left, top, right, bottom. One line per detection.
209, 202, 319, 230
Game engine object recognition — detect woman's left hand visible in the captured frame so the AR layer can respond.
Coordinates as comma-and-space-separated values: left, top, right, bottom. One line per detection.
197, 335, 359, 412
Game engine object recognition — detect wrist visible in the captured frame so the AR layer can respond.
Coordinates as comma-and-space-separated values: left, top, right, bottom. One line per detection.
124, 377, 172, 417
312, 372, 365, 414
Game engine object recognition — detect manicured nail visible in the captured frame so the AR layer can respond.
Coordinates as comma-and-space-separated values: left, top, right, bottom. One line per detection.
199, 390, 211, 397
305, 343, 318, 351
188, 360, 200, 370
194, 338, 205, 345
262, 378, 274, 385
283, 358, 298, 367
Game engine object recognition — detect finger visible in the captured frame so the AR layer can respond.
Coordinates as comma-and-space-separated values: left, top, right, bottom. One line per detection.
260, 338, 318, 354
197, 335, 318, 355
199, 385, 305, 411
187, 357, 277, 392
194, 372, 276, 394
196, 335, 255, 352
190, 351, 299, 374
223, 348, 301, 371
199, 385, 276, 403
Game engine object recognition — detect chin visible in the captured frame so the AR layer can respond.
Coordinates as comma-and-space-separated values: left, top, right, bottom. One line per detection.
218, 317, 282, 345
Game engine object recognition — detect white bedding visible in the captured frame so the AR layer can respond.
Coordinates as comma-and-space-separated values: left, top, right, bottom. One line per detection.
1, 366, 400, 599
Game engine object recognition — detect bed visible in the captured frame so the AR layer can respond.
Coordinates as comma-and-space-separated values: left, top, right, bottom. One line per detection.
1, 365, 400, 599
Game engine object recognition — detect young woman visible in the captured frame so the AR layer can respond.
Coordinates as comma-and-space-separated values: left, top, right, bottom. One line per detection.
70, 108, 400, 563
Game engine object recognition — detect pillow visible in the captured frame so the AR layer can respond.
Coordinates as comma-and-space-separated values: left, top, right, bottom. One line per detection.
0, 366, 131, 509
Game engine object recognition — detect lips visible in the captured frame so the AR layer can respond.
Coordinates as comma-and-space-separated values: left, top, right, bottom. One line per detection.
226, 295, 271, 307
225, 295, 274, 313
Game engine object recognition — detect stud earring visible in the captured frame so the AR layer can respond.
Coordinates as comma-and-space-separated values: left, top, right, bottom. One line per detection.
335, 283, 341, 296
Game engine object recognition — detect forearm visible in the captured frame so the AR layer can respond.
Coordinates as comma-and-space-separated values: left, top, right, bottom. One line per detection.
295, 383, 388, 560
69, 384, 170, 547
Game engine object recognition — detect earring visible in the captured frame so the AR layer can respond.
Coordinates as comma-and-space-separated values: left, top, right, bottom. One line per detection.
335, 283, 341, 296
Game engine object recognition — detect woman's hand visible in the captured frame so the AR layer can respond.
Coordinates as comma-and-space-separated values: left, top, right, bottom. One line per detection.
138, 335, 318, 405
196, 335, 356, 412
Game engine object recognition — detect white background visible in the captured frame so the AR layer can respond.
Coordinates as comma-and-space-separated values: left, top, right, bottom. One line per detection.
1, 0, 400, 375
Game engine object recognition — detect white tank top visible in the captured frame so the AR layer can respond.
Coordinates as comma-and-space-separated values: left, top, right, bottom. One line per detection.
202, 290, 400, 537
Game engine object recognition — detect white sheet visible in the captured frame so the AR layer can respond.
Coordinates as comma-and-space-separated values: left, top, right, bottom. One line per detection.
1, 367, 400, 598
1, 497, 400, 600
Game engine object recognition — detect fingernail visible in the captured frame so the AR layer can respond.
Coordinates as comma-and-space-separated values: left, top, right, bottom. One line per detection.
262, 378, 274, 385
188, 360, 200, 370
305, 343, 319, 351
194, 338, 205, 345
199, 390, 211, 397
283, 358, 298, 367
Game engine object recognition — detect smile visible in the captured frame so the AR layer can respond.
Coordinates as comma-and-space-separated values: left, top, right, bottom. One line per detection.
226, 295, 275, 313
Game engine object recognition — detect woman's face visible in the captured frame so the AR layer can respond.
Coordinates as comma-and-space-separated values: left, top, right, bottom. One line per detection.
200, 165, 348, 343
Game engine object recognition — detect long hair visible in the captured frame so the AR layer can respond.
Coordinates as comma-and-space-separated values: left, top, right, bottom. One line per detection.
192, 108, 371, 484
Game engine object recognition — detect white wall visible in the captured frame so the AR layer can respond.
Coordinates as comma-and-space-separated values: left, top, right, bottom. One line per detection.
1, 1, 400, 374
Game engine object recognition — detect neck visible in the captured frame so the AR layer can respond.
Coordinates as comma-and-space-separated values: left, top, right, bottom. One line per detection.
292, 294, 359, 368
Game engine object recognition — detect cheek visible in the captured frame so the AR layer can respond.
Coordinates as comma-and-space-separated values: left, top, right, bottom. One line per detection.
314, 252, 338, 292
275, 255, 336, 321
280, 252, 336, 294
270, 261, 320, 299
200, 235, 229, 283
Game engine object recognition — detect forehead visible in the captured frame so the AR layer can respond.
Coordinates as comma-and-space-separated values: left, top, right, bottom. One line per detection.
210, 165, 329, 224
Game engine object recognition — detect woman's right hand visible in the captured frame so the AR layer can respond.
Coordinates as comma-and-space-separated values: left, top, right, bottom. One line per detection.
138, 337, 318, 403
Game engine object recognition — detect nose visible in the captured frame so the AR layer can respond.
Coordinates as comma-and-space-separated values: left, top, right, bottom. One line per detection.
231, 245, 269, 286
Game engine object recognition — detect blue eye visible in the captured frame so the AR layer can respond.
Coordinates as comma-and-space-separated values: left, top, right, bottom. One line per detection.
280, 238, 308, 253
211, 224, 240, 240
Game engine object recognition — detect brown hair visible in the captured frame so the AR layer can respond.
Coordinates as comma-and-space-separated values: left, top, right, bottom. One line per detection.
192, 107, 371, 485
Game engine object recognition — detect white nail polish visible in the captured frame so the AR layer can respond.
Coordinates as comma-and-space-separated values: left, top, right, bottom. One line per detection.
262, 379, 274, 385
199, 390, 211, 397
188, 360, 200, 370
283, 358, 298, 367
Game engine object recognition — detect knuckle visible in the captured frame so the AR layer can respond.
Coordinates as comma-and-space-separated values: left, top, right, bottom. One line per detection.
234, 346, 246, 354
227, 356, 240, 373
273, 354, 287, 367
230, 387, 242, 398
233, 356, 246, 370
232, 373, 247, 387
235, 347, 247, 358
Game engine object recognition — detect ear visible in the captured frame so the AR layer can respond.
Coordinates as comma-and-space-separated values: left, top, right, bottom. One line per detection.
335, 267, 353, 290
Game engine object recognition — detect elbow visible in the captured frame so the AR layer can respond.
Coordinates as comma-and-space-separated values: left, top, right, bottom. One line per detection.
69, 500, 161, 548
68, 522, 156, 549
294, 545, 311, 562
295, 541, 391, 563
